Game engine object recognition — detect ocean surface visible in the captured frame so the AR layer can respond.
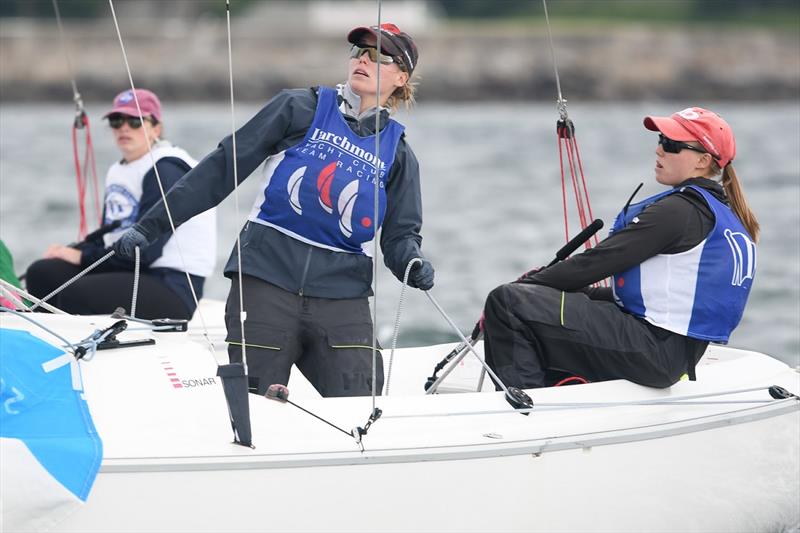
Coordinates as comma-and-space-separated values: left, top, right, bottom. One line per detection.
1, 101, 798, 368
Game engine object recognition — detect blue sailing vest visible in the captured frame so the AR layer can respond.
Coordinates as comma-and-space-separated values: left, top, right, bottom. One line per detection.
251, 87, 404, 255
611, 185, 756, 343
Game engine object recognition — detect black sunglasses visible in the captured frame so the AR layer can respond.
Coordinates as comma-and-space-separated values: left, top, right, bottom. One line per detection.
108, 114, 150, 129
658, 134, 708, 156
350, 45, 407, 72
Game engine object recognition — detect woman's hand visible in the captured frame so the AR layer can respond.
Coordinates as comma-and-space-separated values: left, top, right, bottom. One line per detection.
44, 245, 81, 265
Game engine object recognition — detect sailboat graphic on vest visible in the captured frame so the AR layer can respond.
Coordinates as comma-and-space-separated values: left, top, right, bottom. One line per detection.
317, 162, 336, 214
338, 180, 359, 238
287, 166, 306, 215
724, 228, 756, 287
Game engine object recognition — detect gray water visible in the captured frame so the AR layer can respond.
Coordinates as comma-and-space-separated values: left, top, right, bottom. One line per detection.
1, 102, 798, 368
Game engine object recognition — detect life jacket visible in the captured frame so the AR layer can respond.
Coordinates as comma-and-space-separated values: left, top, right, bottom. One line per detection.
248, 86, 404, 256
103, 141, 216, 277
611, 185, 756, 347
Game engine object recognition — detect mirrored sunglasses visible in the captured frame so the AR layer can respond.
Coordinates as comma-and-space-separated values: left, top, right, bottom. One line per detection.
349, 45, 398, 67
108, 114, 149, 129
658, 134, 708, 156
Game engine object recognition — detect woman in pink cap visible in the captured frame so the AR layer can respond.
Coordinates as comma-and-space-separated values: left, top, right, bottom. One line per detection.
26, 88, 216, 319
112, 25, 433, 398
482, 107, 759, 390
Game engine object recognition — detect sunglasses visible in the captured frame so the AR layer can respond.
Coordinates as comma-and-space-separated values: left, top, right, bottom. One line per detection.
108, 114, 150, 129
658, 134, 708, 156
350, 45, 404, 70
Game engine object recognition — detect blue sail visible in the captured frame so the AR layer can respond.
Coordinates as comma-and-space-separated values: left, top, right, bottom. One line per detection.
1, 328, 103, 502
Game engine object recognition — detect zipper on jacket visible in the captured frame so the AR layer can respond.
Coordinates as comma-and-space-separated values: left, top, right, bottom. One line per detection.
298, 246, 313, 296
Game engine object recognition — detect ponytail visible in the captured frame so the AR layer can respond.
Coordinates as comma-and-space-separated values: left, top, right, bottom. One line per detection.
714, 162, 760, 242
386, 78, 418, 114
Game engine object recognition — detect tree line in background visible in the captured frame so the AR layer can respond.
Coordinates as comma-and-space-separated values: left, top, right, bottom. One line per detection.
2, 0, 798, 26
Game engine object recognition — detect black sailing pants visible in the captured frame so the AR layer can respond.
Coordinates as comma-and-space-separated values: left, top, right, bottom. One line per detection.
225, 275, 383, 398
25, 258, 191, 319
483, 283, 707, 390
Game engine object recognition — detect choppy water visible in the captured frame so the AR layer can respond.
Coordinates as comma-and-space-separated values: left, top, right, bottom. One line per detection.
1, 102, 798, 367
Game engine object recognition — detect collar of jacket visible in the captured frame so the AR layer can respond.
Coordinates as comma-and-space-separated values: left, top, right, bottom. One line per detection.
335, 82, 390, 124
680, 177, 729, 205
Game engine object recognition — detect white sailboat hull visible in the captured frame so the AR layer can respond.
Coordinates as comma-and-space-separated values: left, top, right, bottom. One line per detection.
2, 307, 798, 532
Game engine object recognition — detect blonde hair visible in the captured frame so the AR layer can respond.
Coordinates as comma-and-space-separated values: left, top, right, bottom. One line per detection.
386, 77, 418, 114
709, 161, 760, 243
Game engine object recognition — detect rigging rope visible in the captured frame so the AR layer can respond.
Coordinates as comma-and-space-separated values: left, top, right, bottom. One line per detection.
370, 0, 384, 417
107, 0, 215, 357
385, 257, 422, 395
225, 0, 248, 375
52, 0, 101, 239
542, 0, 601, 255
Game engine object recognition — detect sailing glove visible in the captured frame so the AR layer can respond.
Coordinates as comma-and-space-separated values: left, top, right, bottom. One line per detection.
112, 225, 151, 260
408, 259, 435, 291
515, 267, 544, 284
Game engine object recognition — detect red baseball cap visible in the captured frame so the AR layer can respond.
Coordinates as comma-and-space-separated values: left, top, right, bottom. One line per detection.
644, 107, 735, 167
104, 88, 162, 123
347, 23, 418, 75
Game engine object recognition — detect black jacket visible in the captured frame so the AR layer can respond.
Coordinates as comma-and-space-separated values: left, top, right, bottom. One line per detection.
530, 177, 727, 300
135, 87, 425, 298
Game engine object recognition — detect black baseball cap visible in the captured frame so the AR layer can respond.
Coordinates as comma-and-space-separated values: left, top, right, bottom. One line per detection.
347, 23, 418, 74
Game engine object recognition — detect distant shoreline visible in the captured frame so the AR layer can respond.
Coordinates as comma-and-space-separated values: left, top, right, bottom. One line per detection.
1, 21, 798, 102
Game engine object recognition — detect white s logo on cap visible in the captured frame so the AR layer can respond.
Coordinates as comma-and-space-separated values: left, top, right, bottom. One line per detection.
678, 108, 700, 120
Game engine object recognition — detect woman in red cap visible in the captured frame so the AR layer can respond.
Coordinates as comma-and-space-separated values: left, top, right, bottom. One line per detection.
112, 24, 432, 398
26, 88, 216, 320
482, 107, 759, 390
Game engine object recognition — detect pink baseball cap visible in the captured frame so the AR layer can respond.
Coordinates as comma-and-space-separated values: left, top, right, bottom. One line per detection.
104, 88, 162, 122
644, 107, 735, 167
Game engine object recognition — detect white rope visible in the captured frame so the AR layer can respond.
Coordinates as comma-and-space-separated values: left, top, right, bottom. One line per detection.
424, 291, 511, 395
0, 307, 80, 353
225, 0, 248, 374
130, 246, 140, 318
541, 0, 568, 120
107, 0, 214, 356
0, 284, 27, 310
370, 0, 383, 411
0, 279, 65, 314
385, 386, 791, 419
384, 257, 422, 395
51, 0, 82, 117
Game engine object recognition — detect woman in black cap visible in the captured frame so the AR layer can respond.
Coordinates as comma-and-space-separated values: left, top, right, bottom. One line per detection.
113, 24, 433, 398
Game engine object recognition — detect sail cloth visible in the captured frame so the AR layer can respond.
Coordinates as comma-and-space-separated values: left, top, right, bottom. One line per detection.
0, 328, 103, 531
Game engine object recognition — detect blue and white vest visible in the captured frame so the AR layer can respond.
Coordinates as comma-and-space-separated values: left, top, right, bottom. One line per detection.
611, 185, 756, 343
248, 87, 404, 255
102, 141, 217, 277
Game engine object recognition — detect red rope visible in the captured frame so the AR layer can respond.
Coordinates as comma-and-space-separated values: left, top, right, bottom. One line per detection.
557, 127, 570, 243
553, 375, 589, 387
570, 132, 600, 248
71, 113, 100, 240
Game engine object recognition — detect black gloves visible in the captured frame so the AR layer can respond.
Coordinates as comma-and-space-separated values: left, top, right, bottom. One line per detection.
408, 259, 435, 291
515, 266, 544, 284
112, 226, 151, 259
